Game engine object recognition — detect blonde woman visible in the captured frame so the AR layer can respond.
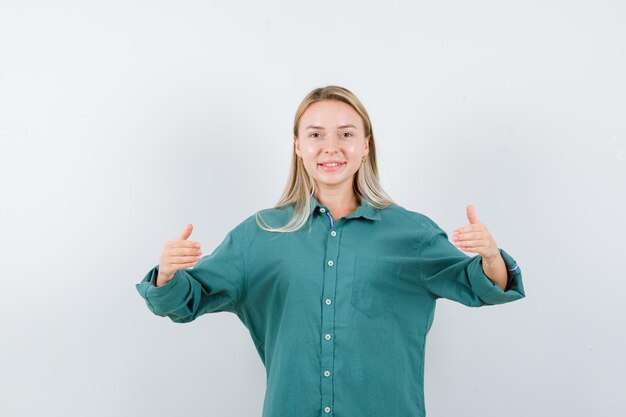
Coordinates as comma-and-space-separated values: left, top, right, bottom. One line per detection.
136, 85, 525, 417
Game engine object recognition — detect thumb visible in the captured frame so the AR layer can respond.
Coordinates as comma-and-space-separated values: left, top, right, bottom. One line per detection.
178, 223, 193, 240
466, 204, 479, 224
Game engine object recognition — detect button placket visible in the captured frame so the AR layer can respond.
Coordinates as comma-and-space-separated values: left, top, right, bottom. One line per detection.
320, 209, 340, 415
323, 210, 334, 230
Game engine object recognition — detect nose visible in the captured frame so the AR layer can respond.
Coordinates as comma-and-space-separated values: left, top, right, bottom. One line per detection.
322, 135, 341, 154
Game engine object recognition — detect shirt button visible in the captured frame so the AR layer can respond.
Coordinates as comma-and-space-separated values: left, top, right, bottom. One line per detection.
325, 298, 332, 305
324, 333, 332, 341
324, 370, 331, 377
320, 208, 326, 213
327, 260, 334, 267
324, 406, 331, 413
330, 231, 337, 237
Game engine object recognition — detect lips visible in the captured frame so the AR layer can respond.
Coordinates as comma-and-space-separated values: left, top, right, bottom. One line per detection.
317, 161, 346, 167
317, 161, 346, 171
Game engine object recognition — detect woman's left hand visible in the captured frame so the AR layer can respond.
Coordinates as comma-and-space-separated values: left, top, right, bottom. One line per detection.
452, 204, 500, 262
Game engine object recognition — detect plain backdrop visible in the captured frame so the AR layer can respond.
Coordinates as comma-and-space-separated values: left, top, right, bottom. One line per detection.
1, 1, 624, 416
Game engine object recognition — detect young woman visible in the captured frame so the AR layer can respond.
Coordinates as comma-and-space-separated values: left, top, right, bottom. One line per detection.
136, 85, 525, 417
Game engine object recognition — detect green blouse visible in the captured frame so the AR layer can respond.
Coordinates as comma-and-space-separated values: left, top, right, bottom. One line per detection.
136, 195, 525, 417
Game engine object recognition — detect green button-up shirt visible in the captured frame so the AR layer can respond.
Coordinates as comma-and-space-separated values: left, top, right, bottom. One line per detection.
136, 196, 525, 417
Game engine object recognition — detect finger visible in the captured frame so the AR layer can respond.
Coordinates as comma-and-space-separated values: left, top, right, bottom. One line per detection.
453, 224, 483, 235
170, 246, 203, 256
169, 255, 203, 264
452, 231, 484, 241
175, 261, 199, 269
178, 224, 193, 240
466, 204, 479, 225
171, 240, 202, 250
454, 239, 485, 249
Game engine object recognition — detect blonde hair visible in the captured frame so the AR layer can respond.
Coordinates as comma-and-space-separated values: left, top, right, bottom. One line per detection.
256, 85, 395, 232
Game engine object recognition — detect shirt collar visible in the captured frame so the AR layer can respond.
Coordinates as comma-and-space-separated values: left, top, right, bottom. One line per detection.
309, 194, 381, 221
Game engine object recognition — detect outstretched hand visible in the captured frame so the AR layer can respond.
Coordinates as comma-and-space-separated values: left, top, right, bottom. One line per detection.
156, 224, 203, 287
452, 204, 499, 262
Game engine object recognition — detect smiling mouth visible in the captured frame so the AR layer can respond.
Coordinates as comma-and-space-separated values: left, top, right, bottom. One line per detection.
317, 162, 346, 171
318, 162, 346, 167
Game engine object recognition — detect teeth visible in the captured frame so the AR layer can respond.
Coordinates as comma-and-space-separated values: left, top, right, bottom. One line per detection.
321, 163, 342, 167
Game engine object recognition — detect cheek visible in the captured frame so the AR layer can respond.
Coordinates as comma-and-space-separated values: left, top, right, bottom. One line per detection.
301, 145, 320, 158
343, 144, 360, 157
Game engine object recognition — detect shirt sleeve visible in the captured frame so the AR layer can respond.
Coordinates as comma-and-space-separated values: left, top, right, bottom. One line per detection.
135, 229, 247, 323
419, 222, 525, 307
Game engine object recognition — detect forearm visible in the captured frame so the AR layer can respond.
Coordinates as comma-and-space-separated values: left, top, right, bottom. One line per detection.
481, 252, 507, 290
156, 270, 175, 287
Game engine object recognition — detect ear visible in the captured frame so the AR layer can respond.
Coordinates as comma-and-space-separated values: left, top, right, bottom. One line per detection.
364, 135, 370, 157
293, 136, 301, 157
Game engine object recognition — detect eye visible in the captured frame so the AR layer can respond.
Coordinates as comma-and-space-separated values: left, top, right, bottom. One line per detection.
341, 132, 353, 138
310, 132, 322, 139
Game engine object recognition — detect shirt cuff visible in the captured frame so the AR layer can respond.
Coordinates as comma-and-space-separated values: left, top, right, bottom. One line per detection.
135, 266, 193, 316
466, 248, 525, 305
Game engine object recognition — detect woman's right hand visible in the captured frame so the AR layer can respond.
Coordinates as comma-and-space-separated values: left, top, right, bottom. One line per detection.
156, 224, 203, 287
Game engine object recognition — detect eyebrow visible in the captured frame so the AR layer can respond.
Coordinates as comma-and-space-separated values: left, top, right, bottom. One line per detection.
304, 124, 358, 130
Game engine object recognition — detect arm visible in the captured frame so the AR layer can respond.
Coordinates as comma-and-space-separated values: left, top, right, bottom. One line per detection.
135, 229, 247, 323
420, 223, 525, 307
481, 251, 508, 290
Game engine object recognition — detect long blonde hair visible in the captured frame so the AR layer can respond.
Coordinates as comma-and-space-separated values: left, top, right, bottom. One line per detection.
256, 85, 395, 232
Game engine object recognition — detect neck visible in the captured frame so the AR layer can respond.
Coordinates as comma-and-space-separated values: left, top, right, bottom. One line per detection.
314, 185, 359, 220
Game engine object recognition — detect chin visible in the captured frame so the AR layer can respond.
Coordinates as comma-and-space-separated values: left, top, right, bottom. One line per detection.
313, 175, 355, 188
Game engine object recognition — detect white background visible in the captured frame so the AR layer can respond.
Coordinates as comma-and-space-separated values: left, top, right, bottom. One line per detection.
1, 1, 624, 416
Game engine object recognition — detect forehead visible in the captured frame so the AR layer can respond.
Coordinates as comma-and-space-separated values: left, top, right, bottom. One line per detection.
300, 100, 362, 128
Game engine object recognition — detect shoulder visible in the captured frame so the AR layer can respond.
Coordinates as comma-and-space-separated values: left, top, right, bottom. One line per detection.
230, 204, 294, 236
380, 203, 442, 234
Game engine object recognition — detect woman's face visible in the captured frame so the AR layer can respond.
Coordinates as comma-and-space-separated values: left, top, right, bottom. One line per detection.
294, 99, 369, 194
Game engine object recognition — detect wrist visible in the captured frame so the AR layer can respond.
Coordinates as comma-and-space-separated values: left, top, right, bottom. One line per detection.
156, 271, 174, 287
483, 251, 501, 267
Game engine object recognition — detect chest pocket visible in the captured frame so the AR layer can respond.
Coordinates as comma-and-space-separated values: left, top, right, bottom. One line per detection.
350, 256, 405, 318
